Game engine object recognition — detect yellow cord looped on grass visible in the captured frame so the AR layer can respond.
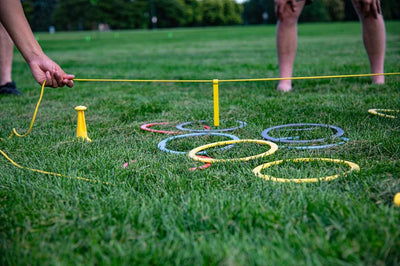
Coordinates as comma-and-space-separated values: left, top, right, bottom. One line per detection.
252, 158, 360, 183
9, 80, 46, 139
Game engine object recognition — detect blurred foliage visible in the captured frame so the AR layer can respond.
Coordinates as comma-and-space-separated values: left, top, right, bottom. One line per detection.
23, 0, 242, 31
22, 0, 399, 31
242, 0, 399, 24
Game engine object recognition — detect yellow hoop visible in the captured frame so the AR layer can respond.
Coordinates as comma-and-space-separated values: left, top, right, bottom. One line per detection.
188, 139, 278, 163
368, 109, 399, 119
253, 157, 360, 183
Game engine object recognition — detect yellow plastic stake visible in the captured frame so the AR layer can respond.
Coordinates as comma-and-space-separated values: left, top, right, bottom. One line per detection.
213, 79, 220, 127
75, 106, 91, 142
394, 193, 400, 207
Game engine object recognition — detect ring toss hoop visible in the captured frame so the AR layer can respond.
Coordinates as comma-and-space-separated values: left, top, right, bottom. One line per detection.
253, 157, 360, 183
188, 139, 278, 163
140, 122, 182, 134
261, 123, 344, 144
158, 132, 239, 155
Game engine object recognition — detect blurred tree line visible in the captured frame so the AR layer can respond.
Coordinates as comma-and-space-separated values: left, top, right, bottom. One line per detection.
242, 0, 400, 24
23, 0, 399, 31
23, 0, 243, 31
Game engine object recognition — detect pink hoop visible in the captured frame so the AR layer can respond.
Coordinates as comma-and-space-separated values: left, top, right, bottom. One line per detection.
140, 122, 182, 134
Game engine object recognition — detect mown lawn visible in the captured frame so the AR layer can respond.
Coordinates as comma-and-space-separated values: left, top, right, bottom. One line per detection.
1, 21, 399, 265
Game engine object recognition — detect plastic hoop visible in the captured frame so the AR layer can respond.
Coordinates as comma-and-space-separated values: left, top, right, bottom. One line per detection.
368, 109, 399, 119
253, 157, 360, 183
188, 139, 278, 163
261, 123, 344, 144
158, 132, 239, 155
140, 122, 182, 134
281, 137, 349, 150
176, 120, 247, 132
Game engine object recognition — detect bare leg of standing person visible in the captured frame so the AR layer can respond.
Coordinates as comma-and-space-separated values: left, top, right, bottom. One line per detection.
0, 22, 21, 94
352, 0, 385, 84
275, 0, 306, 92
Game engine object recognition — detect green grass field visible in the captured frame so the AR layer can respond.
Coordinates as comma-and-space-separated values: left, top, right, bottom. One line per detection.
1, 21, 400, 265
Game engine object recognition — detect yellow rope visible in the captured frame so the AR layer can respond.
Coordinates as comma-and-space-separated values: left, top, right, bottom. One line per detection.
9, 80, 46, 139
0, 149, 108, 184
74, 72, 400, 83
219, 72, 400, 83
74, 78, 213, 83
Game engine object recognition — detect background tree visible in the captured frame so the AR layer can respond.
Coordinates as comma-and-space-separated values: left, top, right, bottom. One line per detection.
201, 0, 225, 26
152, 0, 189, 28
242, 0, 274, 24
23, 0, 58, 31
23, 0, 399, 31
200, 0, 242, 26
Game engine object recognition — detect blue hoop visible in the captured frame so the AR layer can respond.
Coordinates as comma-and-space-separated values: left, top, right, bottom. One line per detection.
176, 120, 247, 132
261, 123, 344, 144
281, 137, 349, 150
158, 132, 240, 154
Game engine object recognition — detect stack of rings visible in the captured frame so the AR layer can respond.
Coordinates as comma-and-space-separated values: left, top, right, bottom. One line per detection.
252, 158, 360, 183
261, 123, 348, 149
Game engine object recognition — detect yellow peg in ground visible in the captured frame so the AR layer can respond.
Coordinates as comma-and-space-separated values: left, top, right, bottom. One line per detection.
75, 106, 91, 142
213, 79, 220, 127
394, 193, 400, 207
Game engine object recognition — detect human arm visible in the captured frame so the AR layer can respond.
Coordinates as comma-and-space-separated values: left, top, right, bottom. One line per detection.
0, 0, 74, 87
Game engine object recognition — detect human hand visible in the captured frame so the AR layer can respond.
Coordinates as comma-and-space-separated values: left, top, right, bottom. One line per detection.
274, 0, 299, 20
353, 0, 381, 18
28, 54, 75, 88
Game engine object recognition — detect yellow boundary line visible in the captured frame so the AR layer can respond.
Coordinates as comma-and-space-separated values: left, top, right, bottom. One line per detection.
74, 72, 400, 83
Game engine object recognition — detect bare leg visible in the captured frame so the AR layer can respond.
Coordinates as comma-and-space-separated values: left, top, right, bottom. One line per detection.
0, 22, 14, 86
276, 1, 305, 92
352, 1, 386, 84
